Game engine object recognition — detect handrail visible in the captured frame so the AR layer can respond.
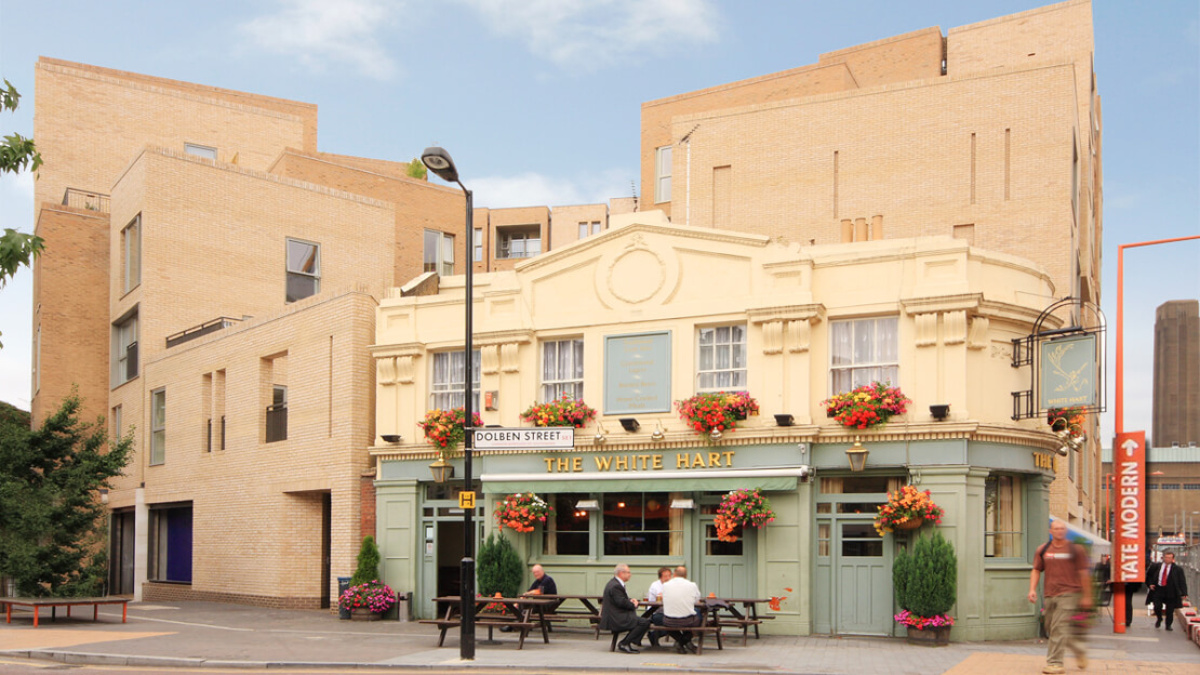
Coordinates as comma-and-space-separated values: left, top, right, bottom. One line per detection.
61, 188, 110, 213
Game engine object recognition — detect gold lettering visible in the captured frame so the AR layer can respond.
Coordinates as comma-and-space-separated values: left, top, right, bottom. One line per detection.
723, 451, 735, 466
595, 456, 613, 471
572, 457, 583, 472
544, 458, 556, 472
652, 455, 663, 470
616, 456, 629, 471
556, 457, 569, 473
693, 452, 706, 468
639, 454, 653, 470
676, 453, 690, 469
709, 452, 722, 467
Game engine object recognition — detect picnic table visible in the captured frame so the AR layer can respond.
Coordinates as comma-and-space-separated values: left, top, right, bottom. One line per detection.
533, 594, 603, 633
3, 596, 130, 628
422, 595, 557, 649
705, 597, 775, 644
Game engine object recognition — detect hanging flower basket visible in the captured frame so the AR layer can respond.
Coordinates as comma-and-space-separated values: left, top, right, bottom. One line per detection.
822, 382, 910, 430
521, 394, 597, 428
713, 488, 775, 543
874, 485, 944, 535
676, 392, 760, 437
1046, 406, 1086, 436
418, 407, 483, 457
494, 492, 552, 533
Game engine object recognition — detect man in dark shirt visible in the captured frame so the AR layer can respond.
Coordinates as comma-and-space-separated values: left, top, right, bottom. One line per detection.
527, 564, 557, 595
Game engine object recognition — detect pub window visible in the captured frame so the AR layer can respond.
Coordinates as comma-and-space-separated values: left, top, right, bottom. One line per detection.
430, 350, 481, 411
985, 474, 1024, 558
543, 493, 590, 556
541, 338, 583, 402
602, 492, 682, 557
830, 316, 898, 392
697, 324, 746, 391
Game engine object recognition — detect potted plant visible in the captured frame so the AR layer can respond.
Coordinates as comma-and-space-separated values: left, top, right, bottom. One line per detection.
417, 407, 483, 456
339, 535, 397, 620
713, 488, 775, 543
477, 533, 523, 600
521, 394, 597, 428
875, 485, 945, 535
494, 492, 552, 533
1046, 406, 1085, 436
822, 382, 910, 430
676, 391, 760, 440
893, 530, 957, 646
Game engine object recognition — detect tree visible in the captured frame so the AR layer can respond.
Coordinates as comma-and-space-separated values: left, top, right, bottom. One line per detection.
477, 532, 522, 598
1, 80, 44, 349
350, 535, 382, 585
405, 158, 426, 180
0, 395, 131, 596
895, 530, 958, 619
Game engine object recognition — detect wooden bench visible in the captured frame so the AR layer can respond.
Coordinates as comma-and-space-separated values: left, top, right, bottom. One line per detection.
609, 624, 723, 655
419, 618, 537, 648
717, 617, 764, 645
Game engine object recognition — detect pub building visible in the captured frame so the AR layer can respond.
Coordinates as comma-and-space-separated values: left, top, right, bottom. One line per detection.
368, 214, 1065, 640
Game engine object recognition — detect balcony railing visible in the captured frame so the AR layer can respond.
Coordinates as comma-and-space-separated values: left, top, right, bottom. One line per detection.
61, 188, 110, 213
266, 405, 288, 443
165, 317, 243, 349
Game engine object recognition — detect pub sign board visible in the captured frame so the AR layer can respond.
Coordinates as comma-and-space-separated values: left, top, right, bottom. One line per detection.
604, 331, 672, 414
1039, 333, 1098, 410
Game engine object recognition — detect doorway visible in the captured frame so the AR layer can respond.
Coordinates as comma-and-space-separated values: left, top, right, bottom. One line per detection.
109, 510, 135, 595
697, 502, 754, 598
320, 493, 331, 609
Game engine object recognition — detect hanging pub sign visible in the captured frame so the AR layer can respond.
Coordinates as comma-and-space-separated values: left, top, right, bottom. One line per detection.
1038, 333, 1099, 409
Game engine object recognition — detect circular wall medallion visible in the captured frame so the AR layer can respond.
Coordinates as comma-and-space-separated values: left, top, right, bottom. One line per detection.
608, 248, 665, 304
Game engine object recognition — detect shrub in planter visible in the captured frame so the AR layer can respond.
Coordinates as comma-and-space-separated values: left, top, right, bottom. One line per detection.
477, 532, 523, 600
350, 535, 382, 586
894, 531, 957, 641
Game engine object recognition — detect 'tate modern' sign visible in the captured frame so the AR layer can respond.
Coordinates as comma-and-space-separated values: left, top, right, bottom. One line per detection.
472, 427, 575, 450
1113, 430, 1146, 583
1039, 333, 1098, 409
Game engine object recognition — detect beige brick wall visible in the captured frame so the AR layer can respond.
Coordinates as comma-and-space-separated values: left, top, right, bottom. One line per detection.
33, 58, 314, 212
109, 291, 377, 605
548, 203, 608, 251
268, 149, 467, 285
30, 205, 111, 427
488, 206, 550, 273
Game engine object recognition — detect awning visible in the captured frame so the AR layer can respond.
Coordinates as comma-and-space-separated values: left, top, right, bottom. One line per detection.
481, 467, 804, 495
1050, 517, 1110, 556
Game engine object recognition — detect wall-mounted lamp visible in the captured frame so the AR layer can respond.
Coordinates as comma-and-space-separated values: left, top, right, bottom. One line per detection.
594, 422, 608, 445
1054, 429, 1086, 456
619, 418, 640, 433
651, 422, 665, 441
774, 414, 795, 427
99, 488, 109, 505
845, 438, 869, 472
381, 434, 403, 444
797, 443, 808, 456
429, 456, 454, 483
670, 498, 695, 510
709, 428, 723, 441
575, 499, 600, 511
929, 404, 950, 421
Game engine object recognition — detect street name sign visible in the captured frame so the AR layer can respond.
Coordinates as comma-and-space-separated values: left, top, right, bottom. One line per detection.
472, 427, 575, 450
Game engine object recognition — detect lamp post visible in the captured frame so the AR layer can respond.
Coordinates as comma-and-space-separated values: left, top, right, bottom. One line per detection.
421, 146, 476, 661
1112, 234, 1200, 635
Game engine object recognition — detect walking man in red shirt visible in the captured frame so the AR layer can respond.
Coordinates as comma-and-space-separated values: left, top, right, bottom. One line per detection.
1028, 520, 1092, 674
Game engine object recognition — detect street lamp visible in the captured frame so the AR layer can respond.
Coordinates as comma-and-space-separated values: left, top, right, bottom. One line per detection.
421, 146, 477, 661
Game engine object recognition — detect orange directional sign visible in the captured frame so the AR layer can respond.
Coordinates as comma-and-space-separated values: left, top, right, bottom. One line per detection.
1113, 431, 1146, 582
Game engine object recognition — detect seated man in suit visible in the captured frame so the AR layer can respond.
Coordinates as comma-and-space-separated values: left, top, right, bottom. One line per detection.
661, 565, 703, 654
599, 563, 650, 654
1147, 552, 1189, 631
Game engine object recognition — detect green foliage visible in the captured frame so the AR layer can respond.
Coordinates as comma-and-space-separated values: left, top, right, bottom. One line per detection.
895, 530, 958, 618
350, 535, 382, 585
405, 158, 427, 180
0, 394, 132, 597
476, 532, 522, 598
1, 80, 44, 349
0, 401, 31, 429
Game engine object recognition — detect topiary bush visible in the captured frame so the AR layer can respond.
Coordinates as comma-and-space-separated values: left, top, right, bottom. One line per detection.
477, 532, 523, 598
896, 530, 957, 618
350, 536, 382, 586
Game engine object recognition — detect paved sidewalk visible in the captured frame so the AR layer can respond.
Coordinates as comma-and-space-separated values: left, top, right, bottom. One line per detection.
1, 599, 1196, 674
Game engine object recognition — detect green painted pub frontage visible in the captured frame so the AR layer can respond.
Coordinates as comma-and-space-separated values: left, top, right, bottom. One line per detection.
373, 432, 1054, 640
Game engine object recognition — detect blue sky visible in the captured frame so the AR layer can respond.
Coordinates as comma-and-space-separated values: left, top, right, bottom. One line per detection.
0, 0, 1196, 444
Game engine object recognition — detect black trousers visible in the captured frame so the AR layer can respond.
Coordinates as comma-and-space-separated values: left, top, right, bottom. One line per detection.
663, 612, 703, 643
618, 616, 650, 646
1122, 584, 1140, 626
1152, 593, 1181, 628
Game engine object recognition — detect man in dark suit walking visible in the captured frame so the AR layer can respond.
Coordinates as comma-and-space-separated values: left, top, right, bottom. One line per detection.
599, 563, 650, 653
1146, 552, 1189, 631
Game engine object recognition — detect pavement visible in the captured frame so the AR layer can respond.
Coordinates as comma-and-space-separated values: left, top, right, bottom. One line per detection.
1, 596, 1197, 674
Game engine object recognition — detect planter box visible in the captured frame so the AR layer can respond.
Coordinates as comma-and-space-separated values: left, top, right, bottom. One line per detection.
905, 625, 951, 647
350, 608, 382, 621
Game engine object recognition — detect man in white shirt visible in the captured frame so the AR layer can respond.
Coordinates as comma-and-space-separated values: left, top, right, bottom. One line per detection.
646, 566, 672, 647
660, 565, 703, 654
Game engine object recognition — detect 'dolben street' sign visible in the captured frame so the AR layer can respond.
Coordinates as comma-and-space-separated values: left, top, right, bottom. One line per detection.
472, 427, 575, 450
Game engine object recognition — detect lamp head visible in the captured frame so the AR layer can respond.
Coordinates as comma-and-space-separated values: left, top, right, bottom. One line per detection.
421, 146, 459, 183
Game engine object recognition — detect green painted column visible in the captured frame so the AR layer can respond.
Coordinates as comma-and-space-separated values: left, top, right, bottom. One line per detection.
375, 480, 419, 614
909, 465, 981, 640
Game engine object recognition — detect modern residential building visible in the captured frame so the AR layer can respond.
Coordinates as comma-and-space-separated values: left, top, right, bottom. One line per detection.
1153, 300, 1200, 448
638, 0, 1102, 531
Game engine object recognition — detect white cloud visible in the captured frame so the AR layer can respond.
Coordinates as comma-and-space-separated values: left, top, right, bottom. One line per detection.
471, 168, 633, 208
463, 0, 719, 70
239, 0, 401, 80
